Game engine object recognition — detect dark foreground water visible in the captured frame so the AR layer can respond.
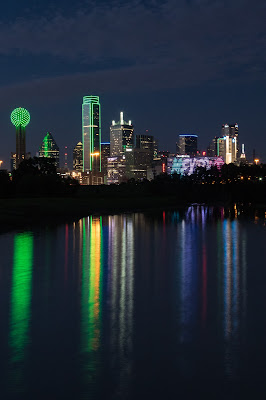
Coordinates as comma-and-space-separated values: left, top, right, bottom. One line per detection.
1, 206, 266, 399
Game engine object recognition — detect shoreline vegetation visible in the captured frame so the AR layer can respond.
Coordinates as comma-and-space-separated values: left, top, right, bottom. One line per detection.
1, 157, 266, 232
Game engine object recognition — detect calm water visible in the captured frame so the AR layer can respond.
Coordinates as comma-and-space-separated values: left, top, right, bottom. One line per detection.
1, 207, 266, 399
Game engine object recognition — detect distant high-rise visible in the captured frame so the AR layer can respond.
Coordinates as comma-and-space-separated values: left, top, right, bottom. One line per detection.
73, 141, 83, 171
110, 112, 134, 157
39, 132, 60, 168
153, 139, 158, 158
207, 137, 220, 157
10, 107, 30, 168
101, 142, 110, 175
221, 123, 238, 164
240, 143, 246, 162
216, 137, 226, 159
125, 148, 152, 180
135, 134, 155, 163
221, 123, 238, 140
82, 96, 101, 172
179, 135, 198, 156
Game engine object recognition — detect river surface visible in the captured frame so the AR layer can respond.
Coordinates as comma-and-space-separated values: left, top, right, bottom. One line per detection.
1, 206, 266, 399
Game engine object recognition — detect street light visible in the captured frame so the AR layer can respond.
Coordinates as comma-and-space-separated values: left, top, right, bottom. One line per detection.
254, 158, 260, 165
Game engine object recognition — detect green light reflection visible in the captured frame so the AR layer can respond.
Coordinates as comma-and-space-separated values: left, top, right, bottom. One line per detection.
10, 232, 33, 362
81, 216, 103, 380
8, 232, 33, 392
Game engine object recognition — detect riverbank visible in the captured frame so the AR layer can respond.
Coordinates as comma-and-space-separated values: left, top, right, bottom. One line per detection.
1, 180, 266, 233
0, 194, 185, 232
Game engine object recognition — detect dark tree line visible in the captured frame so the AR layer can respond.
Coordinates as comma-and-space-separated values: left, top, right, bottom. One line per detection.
1, 160, 266, 205
0, 157, 79, 197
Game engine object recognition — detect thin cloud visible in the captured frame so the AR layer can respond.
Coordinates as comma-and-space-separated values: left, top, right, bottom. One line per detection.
0, 0, 265, 69
0, 0, 264, 103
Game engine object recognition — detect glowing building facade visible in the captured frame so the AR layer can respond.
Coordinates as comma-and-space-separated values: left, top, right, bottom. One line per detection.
167, 156, 224, 175
82, 96, 101, 173
110, 112, 134, 157
107, 157, 126, 184
39, 132, 60, 168
10, 107, 30, 168
73, 141, 83, 171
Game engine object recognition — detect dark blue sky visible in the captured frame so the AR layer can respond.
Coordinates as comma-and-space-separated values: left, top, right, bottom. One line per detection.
1, 0, 266, 166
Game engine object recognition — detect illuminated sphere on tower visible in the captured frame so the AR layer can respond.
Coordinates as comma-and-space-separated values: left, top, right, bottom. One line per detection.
11, 107, 30, 128
10, 107, 30, 168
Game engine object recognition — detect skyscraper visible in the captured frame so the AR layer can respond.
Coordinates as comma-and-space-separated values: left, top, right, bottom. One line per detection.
82, 96, 101, 172
216, 137, 226, 160
73, 142, 83, 171
240, 144, 246, 162
207, 137, 222, 157
135, 134, 155, 163
110, 112, 134, 157
125, 148, 152, 180
178, 135, 198, 156
221, 123, 238, 164
101, 142, 110, 176
10, 107, 30, 168
39, 132, 60, 168
221, 123, 239, 140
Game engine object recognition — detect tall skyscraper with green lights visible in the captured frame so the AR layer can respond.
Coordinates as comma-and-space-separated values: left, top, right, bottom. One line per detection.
10, 107, 30, 168
82, 96, 101, 173
39, 132, 60, 168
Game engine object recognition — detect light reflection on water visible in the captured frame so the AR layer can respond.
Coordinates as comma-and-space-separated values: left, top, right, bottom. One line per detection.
108, 215, 134, 398
81, 216, 103, 385
1, 206, 266, 399
8, 232, 33, 393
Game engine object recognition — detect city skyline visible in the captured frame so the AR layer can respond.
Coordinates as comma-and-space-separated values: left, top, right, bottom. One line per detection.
2, 99, 257, 169
2, 95, 262, 166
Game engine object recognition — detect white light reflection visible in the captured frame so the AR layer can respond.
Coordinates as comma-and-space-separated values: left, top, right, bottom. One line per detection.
222, 219, 246, 379
108, 215, 134, 397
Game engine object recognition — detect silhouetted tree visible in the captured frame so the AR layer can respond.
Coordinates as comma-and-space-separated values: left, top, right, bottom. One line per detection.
0, 170, 12, 196
12, 157, 78, 196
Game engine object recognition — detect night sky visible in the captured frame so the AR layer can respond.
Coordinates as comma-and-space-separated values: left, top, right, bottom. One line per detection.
1, 0, 266, 166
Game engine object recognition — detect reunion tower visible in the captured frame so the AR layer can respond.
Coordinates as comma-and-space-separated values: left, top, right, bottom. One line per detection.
10, 107, 30, 167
